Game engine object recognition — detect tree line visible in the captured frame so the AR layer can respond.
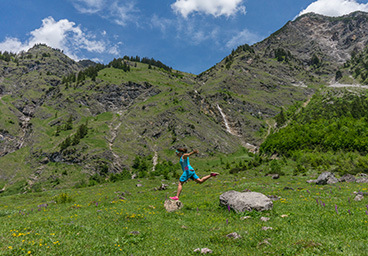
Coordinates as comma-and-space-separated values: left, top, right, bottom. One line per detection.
261, 90, 368, 156
0, 51, 16, 62
61, 55, 173, 85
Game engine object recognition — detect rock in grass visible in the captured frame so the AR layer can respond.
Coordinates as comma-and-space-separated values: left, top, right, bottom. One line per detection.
241, 216, 251, 220
338, 174, 356, 183
226, 232, 242, 239
220, 191, 273, 213
194, 248, 213, 254
164, 199, 183, 212
260, 217, 270, 222
354, 194, 364, 201
262, 226, 273, 231
266, 173, 280, 179
154, 184, 168, 191
258, 238, 272, 246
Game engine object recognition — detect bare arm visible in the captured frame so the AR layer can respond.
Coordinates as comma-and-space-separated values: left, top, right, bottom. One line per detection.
182, 149, 199, 159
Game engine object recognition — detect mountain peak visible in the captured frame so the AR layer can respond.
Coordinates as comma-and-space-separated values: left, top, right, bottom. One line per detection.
254, 10, 368, 72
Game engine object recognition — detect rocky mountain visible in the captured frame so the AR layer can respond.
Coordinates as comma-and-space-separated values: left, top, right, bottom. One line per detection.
1, 11, 368, 192
255, 11, 368, 76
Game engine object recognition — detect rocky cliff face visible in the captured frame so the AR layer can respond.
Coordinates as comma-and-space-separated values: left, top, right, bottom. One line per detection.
255, 11, 368, 72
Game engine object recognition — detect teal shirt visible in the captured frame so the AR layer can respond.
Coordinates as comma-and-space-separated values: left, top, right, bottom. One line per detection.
180, 156, 193, 171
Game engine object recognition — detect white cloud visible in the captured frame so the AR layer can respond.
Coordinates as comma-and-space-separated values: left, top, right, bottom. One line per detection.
150, 14, 172, 34
0, 16, 119, 61
71, 0, 139, 26
0, 37, 24, 53
174, 17, 221, 45
107, 44, 120, 55
298, 0, 368, 17
226, 29, 263, 49
72, 0, 105, 14
109, 1, 138, 26
171, 0, 246, 18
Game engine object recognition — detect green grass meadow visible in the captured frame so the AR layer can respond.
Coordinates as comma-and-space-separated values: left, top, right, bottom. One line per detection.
1, 166, 368, 255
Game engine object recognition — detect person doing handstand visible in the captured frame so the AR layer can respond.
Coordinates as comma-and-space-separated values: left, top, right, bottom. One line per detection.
170, 148, 219, 201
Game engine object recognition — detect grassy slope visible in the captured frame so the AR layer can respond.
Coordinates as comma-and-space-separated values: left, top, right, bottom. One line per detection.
0, 152, 367, 255
0, 62, 237, 191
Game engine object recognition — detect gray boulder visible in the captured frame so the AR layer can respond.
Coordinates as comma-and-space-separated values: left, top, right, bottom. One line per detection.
356, 177, 368, 183
308, 172, 338, 185
164, 199, 183, 212
356, 173, 368, 183
354, 194, 364, 201
219, 191, 273, 213
338, 174, 356, 183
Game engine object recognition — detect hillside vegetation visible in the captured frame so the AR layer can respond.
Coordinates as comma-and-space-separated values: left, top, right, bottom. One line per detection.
1, 12, 368, 194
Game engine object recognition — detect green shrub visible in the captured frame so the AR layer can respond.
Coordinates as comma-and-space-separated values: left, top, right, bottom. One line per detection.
109, 169, 131, 182
54, 193, 74, 204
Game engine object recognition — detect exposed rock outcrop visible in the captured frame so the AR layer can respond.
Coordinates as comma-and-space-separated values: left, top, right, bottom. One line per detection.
220, 191, 273, 213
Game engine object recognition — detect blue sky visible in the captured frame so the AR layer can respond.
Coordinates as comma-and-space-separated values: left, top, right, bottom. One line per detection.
1, 0, 368, 74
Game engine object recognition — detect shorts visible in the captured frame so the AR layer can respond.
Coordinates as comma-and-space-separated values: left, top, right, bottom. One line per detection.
179, 169, 199, 182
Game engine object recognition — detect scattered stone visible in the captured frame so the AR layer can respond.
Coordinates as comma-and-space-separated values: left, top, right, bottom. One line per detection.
136, 184, 143, 187
131, 174, 137, 179
262, 226, 273, 231
354, 194, 364, 201
38, 203, 48, 208
130, 231, 140, 235
154, 184, 168, 191
267, 195, 280, 201
181, 225, 188, 229
283, 187, 294, 190
119, 196, 126, 200
258, 238, 272, 246
266, 174, 280, 179
226, 232, 242, 239
219, 191, 273, 213
241, 216, 252, 220
194, 248, 213, 254
260, 217, 270, 222
164, 199, 183, 212
338, 174, 356, 183
281, 215, 288, 218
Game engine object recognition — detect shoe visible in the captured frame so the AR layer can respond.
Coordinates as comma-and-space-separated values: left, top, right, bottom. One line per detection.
210, 172, 219, 177
170, 196, 179, 200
